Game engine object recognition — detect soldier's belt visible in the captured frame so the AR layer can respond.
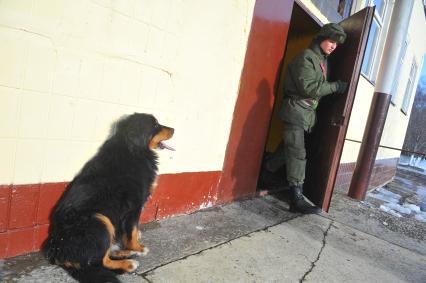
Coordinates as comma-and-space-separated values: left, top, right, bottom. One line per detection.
300, 99, 318, 110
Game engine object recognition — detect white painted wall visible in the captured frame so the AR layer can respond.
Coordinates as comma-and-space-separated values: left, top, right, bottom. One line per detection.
0, 0, 255, 185
341, 0, 425, 163
378, 0, 426, 160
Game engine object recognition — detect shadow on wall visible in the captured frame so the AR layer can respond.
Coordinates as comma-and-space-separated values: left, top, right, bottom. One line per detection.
226, 78, 274, 201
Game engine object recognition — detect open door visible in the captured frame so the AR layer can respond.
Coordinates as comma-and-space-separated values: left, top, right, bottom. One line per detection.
304, 7, 375, 211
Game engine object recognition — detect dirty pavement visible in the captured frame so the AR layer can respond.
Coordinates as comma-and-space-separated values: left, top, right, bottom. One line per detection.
1, 168, 425, 283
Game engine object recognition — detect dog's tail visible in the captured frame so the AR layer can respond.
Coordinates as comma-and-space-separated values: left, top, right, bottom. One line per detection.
64, 266, 122, 283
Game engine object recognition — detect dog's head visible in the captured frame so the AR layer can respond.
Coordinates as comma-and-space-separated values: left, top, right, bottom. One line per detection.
113, 113, 174, 152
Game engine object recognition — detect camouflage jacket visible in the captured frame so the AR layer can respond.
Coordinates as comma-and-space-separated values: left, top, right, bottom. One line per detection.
279, 41, 340, 132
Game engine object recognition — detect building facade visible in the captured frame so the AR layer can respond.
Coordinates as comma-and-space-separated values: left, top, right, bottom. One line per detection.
0, 0, 424, 258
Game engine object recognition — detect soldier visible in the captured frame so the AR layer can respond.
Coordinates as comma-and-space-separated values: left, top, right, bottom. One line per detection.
265, 23, 348, 214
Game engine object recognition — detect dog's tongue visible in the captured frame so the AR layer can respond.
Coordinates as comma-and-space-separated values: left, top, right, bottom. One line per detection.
159, 141, 175, 151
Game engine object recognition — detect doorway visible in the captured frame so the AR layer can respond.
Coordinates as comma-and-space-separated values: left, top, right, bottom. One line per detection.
257, 4, 374, 212
218, 0, 373, 210
257, 3, 321, 193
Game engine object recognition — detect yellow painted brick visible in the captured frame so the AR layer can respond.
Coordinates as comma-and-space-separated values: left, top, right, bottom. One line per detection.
128, 21, 149, 57
71, 99, 98, 141
85, 2, 111, 51
119, 62, 141, 106
47, 95, 75, 139
78, 55, 104, 100
0, 29, 28, 88
65, 141, 97, 180
0, 87, 20, 138
52, 51, 82, 96
18, 91, 50, 138
41, 140, 71, 183
150, 0, 170, 30
23, 38, 56, 93
99, 58, 123, 103
138, 68, 158, 108
109, 0, 135, 17
0, 0, 34, 31
0, 138, 17, 184
31, 0, 65, 36
134, 0, 153, 23
109, 13, 134, 54
14, 139, 45, 183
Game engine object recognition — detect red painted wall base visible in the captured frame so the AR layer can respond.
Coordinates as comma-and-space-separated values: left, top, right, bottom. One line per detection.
0, 171, 221, 259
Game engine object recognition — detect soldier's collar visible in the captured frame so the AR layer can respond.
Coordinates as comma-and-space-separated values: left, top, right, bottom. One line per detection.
309, 41, 328, 60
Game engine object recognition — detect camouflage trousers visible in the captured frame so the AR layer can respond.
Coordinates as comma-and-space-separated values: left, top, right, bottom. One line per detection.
265, 123, 306, 186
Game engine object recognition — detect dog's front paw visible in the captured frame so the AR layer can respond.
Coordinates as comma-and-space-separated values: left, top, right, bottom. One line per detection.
140, 246, 149, 256
126, 259, 139, 272
130, 246, 149, 257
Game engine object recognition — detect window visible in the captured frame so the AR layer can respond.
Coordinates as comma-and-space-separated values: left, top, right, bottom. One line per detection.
361, 0, 389, 82
401, 60, 418, 114
338, 0, 353, 18
390, 38, 408, 103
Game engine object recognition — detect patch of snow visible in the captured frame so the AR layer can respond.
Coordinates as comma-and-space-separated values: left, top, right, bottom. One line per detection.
414, 213, 426, 223
417, 187, 426, 198
369, 184, 426, 223
403, 204, 421, 213
379, 205, 402, 217
385, 203, 413, 215
416, 188, 426, 212
400, 154, 426, 168
368, 187, 401, 204
394, 176, 414, 186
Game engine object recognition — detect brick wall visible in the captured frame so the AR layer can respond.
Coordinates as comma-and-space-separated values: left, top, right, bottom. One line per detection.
0, 183, 66, 258
335, 157, 399, 193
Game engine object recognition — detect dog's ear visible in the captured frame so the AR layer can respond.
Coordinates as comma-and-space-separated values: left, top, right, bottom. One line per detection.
125, 127, 150, 149
112, 113, 156, 151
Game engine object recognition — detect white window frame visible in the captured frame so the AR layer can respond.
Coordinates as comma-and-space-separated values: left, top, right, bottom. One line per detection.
390, 37, 409, 103
401, 59, 418, 114
360, 0, 390, 83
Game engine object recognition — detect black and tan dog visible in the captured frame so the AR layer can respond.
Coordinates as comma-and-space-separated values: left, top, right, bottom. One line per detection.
43, 113, 174, 283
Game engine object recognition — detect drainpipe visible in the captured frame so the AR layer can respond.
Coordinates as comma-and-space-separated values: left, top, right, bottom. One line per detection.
348, 0, 414, 200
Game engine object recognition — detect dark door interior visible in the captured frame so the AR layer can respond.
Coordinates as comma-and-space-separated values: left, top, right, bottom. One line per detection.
258, 6, 374, 211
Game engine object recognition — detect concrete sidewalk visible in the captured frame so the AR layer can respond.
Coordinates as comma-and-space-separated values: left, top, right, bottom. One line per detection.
1, 193, 425, 282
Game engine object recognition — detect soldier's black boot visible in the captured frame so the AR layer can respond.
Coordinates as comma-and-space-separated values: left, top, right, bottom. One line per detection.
289, 185, 322, 214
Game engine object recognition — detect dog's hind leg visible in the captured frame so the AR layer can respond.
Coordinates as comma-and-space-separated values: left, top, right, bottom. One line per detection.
109, 249, 139, 259
102, 249, 139, 272
122, 226, 149, 256
95, 214, 139, 272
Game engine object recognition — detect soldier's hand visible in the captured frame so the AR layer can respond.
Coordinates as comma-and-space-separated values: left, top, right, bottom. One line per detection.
336, 80, 348, 94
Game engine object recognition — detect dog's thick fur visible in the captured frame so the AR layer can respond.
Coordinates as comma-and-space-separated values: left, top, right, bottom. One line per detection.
42, 113, 174, 283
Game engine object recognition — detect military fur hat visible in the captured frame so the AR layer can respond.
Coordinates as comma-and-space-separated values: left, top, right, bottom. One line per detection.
316, 23, 346, 44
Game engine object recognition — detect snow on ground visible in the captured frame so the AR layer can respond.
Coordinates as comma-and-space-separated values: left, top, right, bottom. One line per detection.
415, 213, 426, 223
399, 155, 426, 175
394, 176, 415, 186
367, 158, 426, 223
368, 186, 426, 223
367, 155, 426, 223
369, 187, 401, 203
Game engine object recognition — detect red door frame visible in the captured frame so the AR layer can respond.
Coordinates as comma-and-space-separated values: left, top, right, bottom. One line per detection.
217, 0, 295, 203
